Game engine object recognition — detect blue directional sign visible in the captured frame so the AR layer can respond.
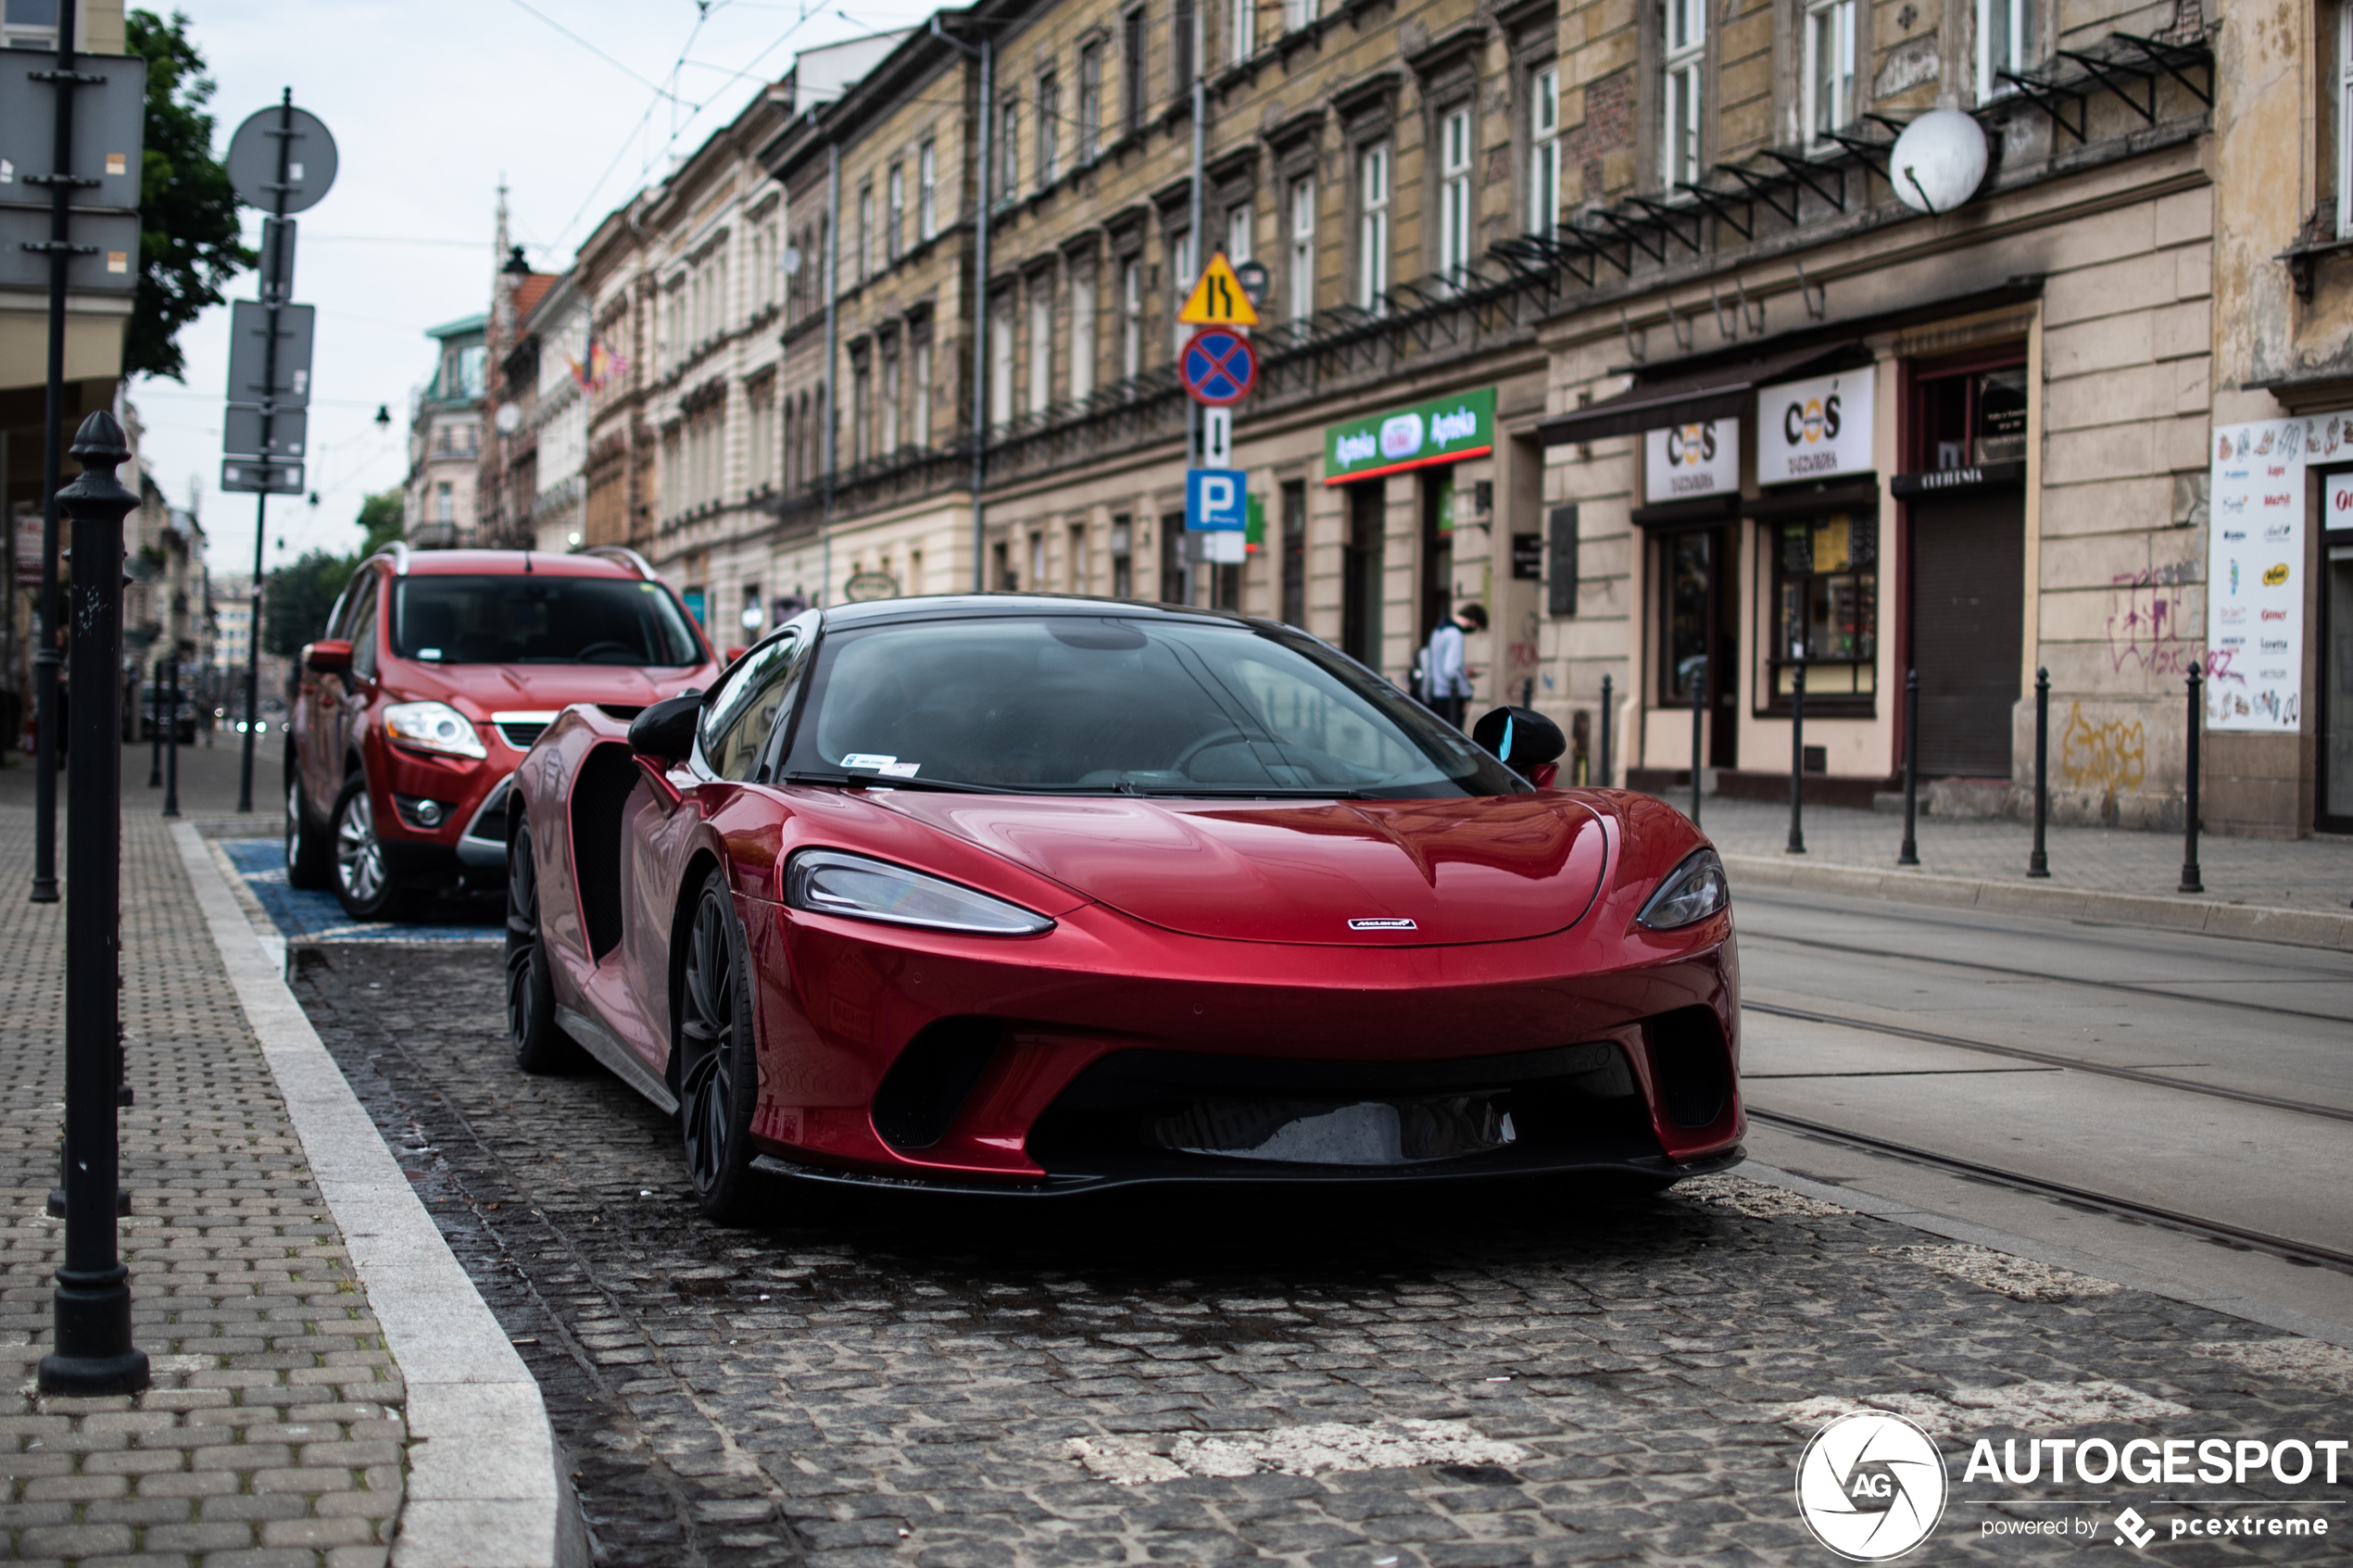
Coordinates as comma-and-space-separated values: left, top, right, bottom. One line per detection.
1187, 469, 1247, 532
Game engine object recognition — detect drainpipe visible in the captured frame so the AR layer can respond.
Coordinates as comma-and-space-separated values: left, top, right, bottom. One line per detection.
935, 17, 991, 591
821, 140, 839, 606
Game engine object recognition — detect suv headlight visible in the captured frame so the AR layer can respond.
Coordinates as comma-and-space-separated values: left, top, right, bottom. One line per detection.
1636, 848, 1730, 931
384, 701, 486, 759
784, 849, 1054, 935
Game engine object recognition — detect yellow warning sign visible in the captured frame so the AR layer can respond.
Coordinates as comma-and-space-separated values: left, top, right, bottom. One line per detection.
1178, 252, 1260, 326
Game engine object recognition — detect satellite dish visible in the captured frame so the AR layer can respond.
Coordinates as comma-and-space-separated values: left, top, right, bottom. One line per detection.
494, 403, 522, 435
1890, 109, 1988, 216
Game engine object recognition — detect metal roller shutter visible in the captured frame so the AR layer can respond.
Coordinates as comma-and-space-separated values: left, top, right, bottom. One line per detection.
1908, 492, 2025, 777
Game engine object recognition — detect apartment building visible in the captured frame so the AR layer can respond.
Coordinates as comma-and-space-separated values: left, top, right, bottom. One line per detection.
402, 316, 487, 546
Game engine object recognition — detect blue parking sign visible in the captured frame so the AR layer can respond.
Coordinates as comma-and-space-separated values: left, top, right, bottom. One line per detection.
1187, 468, 1247, 532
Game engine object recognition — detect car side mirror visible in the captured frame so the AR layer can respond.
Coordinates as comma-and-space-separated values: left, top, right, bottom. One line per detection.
1471, 706, 1567, 778
627, 689, 703, 764
305, 639, 351, 673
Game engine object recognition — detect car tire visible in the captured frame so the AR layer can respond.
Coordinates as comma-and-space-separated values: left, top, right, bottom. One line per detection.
330, 773, 421, 922
505, 818, 577, 1073
677, 868, 761, 1224
285, 774, 334, 891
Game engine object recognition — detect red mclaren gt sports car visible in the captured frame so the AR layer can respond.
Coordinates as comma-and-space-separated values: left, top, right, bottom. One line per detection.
503, 595, 1742, 1219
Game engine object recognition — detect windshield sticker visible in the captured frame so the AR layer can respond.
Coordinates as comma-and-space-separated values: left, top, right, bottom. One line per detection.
876, 761, 922, 778
840, 754, 897, 769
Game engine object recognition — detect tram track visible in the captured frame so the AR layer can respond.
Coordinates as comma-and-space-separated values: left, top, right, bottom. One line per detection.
1743, 1107, 2353, 1278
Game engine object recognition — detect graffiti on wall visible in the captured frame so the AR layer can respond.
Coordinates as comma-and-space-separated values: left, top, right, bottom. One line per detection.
2058, 701, 2146, 795
2105, 567, 2197, 675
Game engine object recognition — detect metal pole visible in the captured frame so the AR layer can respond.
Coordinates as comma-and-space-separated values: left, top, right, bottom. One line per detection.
1897, 666, 1919, 866
146, 658, 163, 786
1597, 672, 1612, 789
1688, 659, 1704, 827
239, 493, 264, 809
1188, 64, 1204, 477
31, 0, 81, 903
2180, 660, 2203, 894
40, 409, 148, 1397
821, 141, 839, 606
1787, 659, 1806, 854
239, 90, 296, 815
2028, 667, 2050, 878
969, 38, 992, 589
162, 657, 180, 819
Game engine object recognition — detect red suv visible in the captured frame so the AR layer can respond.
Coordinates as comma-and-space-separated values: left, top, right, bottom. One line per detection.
287, 545, 722, 920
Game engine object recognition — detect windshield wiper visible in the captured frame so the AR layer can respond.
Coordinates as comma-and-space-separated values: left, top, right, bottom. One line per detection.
779, 770, 1009, 795
1114, 783, 1378, 799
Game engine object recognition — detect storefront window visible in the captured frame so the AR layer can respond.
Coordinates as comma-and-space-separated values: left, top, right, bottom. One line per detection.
1662, 531, 1714, 704
1917, 363, 2028, 469
1768, 513, 1877, 709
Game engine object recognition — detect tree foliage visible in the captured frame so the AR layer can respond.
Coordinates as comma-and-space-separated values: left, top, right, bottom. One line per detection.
356, 491, 405, 556
263, 550, 351, 658
123, 10, 253, 382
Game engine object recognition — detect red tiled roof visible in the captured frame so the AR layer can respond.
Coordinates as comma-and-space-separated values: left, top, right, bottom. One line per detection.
513, 272, 559, 320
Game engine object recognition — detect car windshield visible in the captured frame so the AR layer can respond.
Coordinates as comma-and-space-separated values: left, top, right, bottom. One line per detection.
391, 575, 702, 666
781, 613, 1523, 798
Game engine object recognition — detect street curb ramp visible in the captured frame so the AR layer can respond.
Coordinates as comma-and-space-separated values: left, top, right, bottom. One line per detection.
173, 823, 588, 1568
1720, 853, 2353, 951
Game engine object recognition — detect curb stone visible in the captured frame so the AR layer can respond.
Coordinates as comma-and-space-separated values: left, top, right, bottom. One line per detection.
1720, 853, 2353, 950
172, 822, 587, 1568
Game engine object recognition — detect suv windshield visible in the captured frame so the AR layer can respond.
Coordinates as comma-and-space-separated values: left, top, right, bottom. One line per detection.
391, 575, 702, 666
781, 613, 1522, 798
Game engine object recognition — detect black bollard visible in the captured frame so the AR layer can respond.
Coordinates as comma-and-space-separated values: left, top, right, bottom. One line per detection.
162, 658, 181, 820
2181, 661, 2204, 894
1787, 660, 1806, 854
1689, 660, 1705, 827
39, 410, 148, 1396
1898, 667, 1920, 866
2027, 667, 2050, 879
1597, 673, 1613, 789
146, 658, 163, 787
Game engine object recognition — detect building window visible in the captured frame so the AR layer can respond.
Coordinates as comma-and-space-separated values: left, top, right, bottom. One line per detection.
1358, 142, 1390, 310
1173, 0, 1198, 93
881, 340, 901, 455
1662, 0, 1705, 188
2337, 1, 2353, 235
1121, 256, 1144, 378
998, 97, 1019, 204
1168, 228, 1196, 352
1284, 0, 1315, 32
1071, 270, 1097, 401
1038, 72, 1060, 185
1438, 106, 1474, 285
1230, 0, 1252, 65
1288, 177, 1315, 320
1068, 521, 1089, 592
989, 299, 1015, 434
1079, 43, 1104, 160
1529, 66, 1560, 234
1280, 480, 1307, 627
1227, 202, 1252, 264
1111, 515, 1134, 597
857, 182, 875, 282
1028, 284, 1053, 416
918, 141, 937, 239
1769, 515, 1879, 709
1124, 8, 1148, 133
1806, 0, 1856, 138
887, 163, 905, 259
912, 337, 932, 446
1977, 0, 2035, 100
434, 482, 453, 524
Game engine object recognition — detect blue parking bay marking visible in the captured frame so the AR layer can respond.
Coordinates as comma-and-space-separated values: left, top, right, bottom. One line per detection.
220, 838, 501, 944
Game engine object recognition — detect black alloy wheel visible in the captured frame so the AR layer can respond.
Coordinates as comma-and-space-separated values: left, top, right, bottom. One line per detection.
329, 772, 420, 922
285, 772, 334, 891
678, 868, 761, 1223
506, 818, 576, 1073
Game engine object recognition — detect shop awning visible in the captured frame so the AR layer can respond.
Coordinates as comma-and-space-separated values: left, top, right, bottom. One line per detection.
1535, 342, 1858, 447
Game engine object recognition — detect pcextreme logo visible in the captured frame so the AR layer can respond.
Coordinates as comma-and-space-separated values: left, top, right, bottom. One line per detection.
1796, 1413, 1948, 1561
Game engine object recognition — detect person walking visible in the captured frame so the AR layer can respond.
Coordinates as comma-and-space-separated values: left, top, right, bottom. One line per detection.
1421, 601, 1486, 729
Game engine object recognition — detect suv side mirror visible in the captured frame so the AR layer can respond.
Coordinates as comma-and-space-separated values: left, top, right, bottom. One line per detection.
1471, 706, 1567, 782
627, 689, 703, 763
305, 639, 352, 673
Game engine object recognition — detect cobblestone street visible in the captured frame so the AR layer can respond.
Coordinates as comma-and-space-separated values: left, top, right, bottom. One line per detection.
291, 939, 2353, 1567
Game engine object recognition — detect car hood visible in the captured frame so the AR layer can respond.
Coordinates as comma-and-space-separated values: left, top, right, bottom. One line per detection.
868, 792, 1611, 946
382, 661, 711, 715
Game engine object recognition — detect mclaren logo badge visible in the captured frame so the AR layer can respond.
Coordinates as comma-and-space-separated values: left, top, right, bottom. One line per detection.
1347, 917, 1417, 931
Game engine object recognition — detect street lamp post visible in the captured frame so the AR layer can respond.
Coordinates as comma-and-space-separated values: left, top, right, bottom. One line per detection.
40, 410, 149, 1398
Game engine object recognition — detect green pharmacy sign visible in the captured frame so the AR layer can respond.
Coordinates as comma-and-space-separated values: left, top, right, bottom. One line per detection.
1323, 387, 1494, 484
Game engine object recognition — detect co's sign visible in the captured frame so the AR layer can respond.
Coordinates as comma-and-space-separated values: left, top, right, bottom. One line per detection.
1643, 419, 1741, 503
1757, 366, 1876, 483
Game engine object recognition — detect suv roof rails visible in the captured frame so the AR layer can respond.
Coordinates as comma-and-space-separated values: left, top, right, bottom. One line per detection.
575, 544, 660, 582
365, 541, 411, 576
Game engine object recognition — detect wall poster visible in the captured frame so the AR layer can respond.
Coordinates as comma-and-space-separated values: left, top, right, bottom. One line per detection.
2205, 410, 2353, 732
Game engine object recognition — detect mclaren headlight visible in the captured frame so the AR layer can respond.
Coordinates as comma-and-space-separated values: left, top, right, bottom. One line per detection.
383, 701, 487, 759
1636, 847, 1730, 931
784, 849, 1054, 936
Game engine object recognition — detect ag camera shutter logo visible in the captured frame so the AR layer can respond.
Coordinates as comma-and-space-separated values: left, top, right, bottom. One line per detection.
1379, 413, 1425, 459
1795, 1412, 1948, 1561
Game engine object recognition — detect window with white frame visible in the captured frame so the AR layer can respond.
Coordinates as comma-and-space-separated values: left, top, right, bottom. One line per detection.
919, 140, 938, 238
1079, 43, 1104, 161
999, 97, 1020, 204
1230, 0, 1252, 63
857, 183, 874, 282
1662, 0, 1705, 188
887, 164, 904, 260
1071, 270, 1097, 400
1168, 227, 1196, 352
1284, 0, 1315, 33
1028, 284, 1053, 415
1529, 66, 1560, 234
912, 337, 932, 445
1977, 0, 2036, 100
1227, 201, 1252, 264
1806, 0, 1856, 138
1438, 106, 1474, 285
1358, 142, 1390, 310
881, 341, 900, 454
989, 300, 1015, 433
1121, 256, 1144, 378
2336, 0, 2352, 235
1038, 74, 1061, 188
1288, 177, 1315, 320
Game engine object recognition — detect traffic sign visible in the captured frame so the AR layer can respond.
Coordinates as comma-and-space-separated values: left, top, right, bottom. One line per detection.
0, 207, 138, 293
1178, 252, 1260, 327
1202, 406, 1232, 467
225, 103, 338, 215
226, 300, 315, 408
223, 405, 307, 459
220, 458, 304, 495
1187, 469, 1247, 533
0, 51, 149, 212
1179, 329, 1257, 406
1232, 259, 1270, 308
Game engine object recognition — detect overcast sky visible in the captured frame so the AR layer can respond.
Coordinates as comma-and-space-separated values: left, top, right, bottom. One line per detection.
126, 0, 914, 579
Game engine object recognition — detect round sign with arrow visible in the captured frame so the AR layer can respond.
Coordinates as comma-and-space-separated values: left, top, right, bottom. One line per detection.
1179, 328, 1257, 407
